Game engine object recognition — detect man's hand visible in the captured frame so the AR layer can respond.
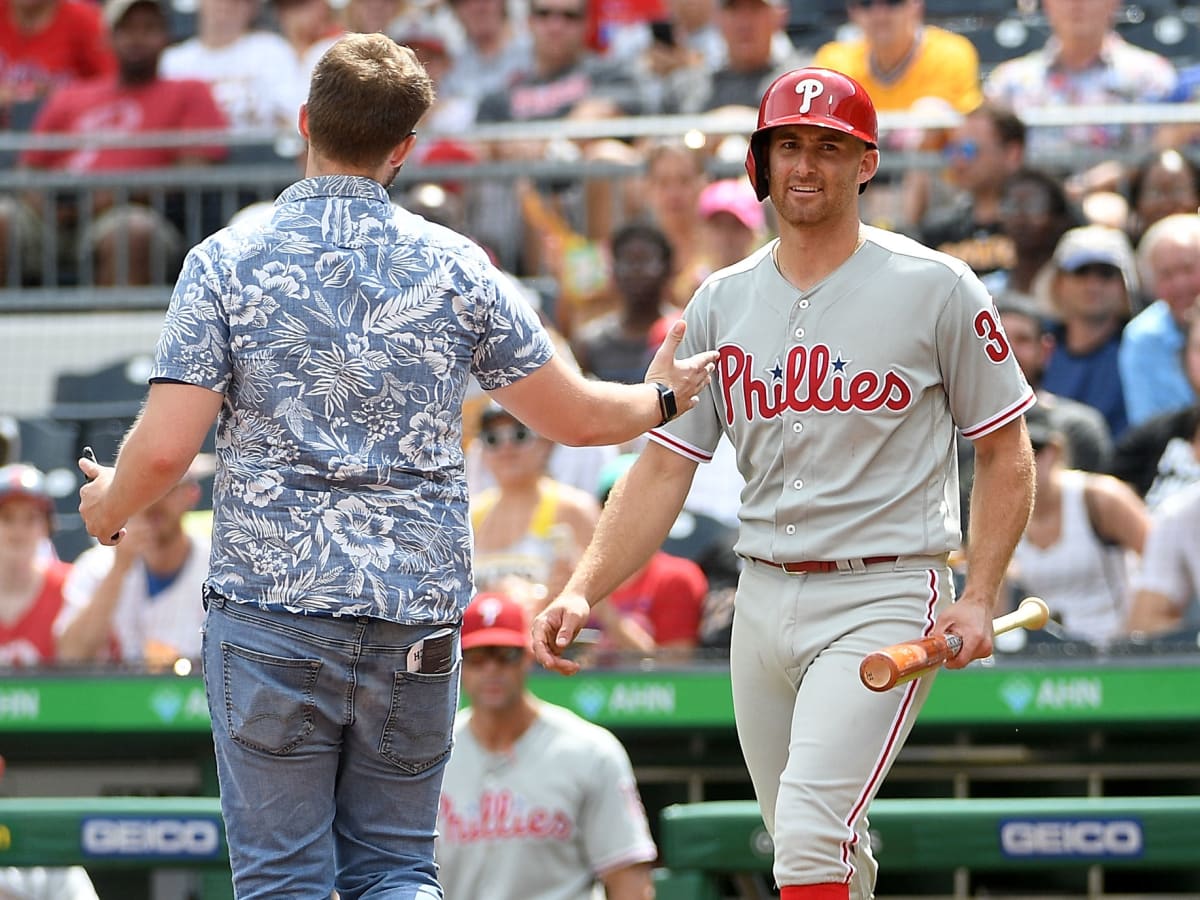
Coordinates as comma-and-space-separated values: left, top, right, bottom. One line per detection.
933, 593, 994, 669
643, 319, 718, 419
531, 592, 592, 676
78, 455, 127, 546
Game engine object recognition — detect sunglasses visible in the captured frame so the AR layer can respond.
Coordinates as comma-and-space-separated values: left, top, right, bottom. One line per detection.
480, 424, 536, 448
1065, 263, 1123, 281
942, 139, 979, 162
530, 5, 585, 20
463, 646, 526, 666
848, 0, 907, 8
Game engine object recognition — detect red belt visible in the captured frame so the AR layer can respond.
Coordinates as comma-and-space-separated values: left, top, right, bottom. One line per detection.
751, 555, 899, 574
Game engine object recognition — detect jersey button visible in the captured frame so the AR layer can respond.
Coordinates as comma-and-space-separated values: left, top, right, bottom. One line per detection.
792, 422, 803, 433
793, 479, 804, 490
794, 328, 805, 339
785, 524, 796, 535
798, 300, 810, 309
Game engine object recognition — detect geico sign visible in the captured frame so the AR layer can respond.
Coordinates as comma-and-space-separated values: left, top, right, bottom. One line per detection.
81, 818, 222, 858
1000, 819, 1144, 858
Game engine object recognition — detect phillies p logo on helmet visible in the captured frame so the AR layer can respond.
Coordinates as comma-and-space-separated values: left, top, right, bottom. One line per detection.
745, 66, 879, 201
794, 79, 824, 115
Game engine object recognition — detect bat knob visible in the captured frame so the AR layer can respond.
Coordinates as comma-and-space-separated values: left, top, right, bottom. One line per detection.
1019, 596, 1051, 630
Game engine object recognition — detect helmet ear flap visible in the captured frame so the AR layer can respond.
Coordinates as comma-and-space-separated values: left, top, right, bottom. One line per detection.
745, 131, 771, 202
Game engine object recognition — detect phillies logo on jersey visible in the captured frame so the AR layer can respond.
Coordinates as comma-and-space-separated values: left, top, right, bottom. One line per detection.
440, 792, 573, 844
718, 343, 914, 423
794, 78, 825, 114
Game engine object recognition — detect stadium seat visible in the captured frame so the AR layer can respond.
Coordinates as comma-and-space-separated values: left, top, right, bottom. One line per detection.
1117, 14, 1200, 64
963, 18, 1050, 68
52, 354, 153, 423
925, 0, 1015, 24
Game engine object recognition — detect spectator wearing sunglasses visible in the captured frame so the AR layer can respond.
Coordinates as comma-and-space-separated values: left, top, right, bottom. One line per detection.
916, 102, 1026, 280
471, 404, 603, 602
436, 590, 657, 900
1043, 224, 1138, 439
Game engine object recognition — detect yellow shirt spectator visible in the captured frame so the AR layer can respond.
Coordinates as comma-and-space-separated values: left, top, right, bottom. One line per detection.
813, 25, 982, 113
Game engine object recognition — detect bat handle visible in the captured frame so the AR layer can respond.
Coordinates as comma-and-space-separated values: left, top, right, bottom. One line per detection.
945, 632, 963, 657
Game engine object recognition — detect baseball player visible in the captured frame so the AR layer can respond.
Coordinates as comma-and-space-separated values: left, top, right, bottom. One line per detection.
532, 67, 1037, 899
437, 591, 657, 900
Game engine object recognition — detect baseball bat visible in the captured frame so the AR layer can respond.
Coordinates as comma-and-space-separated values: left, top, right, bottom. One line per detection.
859, 596, 1050, 693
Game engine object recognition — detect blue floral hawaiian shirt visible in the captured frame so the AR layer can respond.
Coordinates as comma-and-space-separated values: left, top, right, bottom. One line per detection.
151, 175, 555, 624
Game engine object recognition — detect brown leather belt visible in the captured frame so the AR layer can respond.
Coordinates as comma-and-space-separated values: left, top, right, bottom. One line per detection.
750, 555, 900, 574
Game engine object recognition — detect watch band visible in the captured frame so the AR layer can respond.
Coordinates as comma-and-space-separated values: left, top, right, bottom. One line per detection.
653, 382, 677, 427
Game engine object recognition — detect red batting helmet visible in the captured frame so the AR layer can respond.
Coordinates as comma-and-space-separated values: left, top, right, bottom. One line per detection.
745, 67, 879, 201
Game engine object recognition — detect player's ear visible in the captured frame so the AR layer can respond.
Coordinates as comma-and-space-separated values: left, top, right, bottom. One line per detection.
859, 147, 880, 188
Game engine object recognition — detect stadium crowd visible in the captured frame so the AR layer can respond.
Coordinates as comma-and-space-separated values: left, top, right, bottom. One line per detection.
2, 0, 1200, 669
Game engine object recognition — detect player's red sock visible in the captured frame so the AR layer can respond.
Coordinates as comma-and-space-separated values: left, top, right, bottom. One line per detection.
779, 884, 849, 900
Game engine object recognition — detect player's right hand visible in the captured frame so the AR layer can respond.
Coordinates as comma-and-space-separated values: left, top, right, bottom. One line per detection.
643, 319, 719, 418
531, 592, 591, 676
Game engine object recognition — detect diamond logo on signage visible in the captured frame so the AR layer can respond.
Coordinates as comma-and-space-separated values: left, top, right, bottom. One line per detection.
1000, 678, 1036, 714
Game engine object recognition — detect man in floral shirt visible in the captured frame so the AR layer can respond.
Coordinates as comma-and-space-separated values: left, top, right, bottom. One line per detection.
983, 0, 1177, 161
78, 33, 715, 900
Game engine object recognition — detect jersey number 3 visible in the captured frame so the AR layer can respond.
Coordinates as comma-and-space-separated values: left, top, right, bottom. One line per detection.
973, 309, 1011, 363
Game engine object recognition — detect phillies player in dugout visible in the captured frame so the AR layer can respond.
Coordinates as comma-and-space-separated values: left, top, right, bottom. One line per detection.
533, 68, 1037, 899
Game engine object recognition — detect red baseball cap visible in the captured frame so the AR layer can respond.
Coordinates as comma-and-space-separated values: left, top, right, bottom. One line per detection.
461, 592, 531, 650
0, 464, 54, 517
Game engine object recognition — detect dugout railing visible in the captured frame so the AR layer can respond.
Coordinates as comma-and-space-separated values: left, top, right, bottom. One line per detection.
2, 793, 1199, 899
0, 653, 1198, 899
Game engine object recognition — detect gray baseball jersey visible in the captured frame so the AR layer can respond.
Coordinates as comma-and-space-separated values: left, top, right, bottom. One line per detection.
651, 225, 1035, 562
436, 701, 657, 900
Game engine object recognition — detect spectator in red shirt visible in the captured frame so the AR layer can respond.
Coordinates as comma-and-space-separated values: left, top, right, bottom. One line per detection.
7, 0, 228, 286
0, 465, 71, 667
0, 0, 115, 124
590, 453, 708, 661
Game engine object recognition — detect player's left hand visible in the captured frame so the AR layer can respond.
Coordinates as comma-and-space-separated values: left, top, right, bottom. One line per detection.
531, 592, 591, 676
934, 593, 995, 669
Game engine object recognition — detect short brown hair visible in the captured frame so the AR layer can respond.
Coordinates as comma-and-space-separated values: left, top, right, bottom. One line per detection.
306, 34, 434, 169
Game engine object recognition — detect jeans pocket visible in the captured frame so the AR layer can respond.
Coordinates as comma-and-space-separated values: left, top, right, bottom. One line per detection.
378, 663, 460, 775
221, 641, 321, 756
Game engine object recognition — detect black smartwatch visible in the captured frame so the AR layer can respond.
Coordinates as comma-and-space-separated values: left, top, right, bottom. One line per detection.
653, 382, 677, 427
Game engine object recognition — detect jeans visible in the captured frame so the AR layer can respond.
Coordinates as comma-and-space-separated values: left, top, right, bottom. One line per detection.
201, 588, 460, 899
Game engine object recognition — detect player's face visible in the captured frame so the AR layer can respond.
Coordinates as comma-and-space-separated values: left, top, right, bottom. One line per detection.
461, 645, 531, 712
765, 125, 876, 229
